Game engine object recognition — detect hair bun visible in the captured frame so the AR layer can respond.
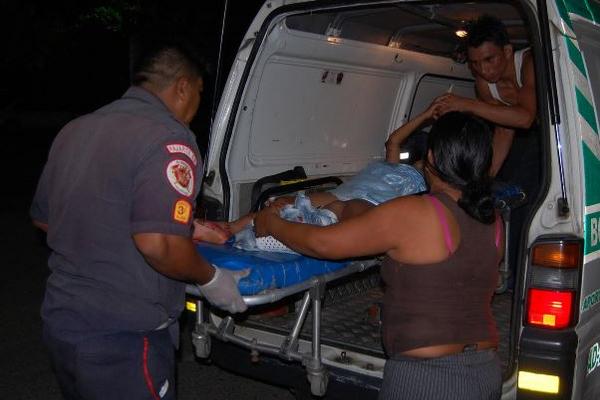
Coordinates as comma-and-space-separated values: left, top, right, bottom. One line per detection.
459, 179, 495, 224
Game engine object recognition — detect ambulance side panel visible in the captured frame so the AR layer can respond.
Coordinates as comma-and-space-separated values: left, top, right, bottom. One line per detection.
554, 1, 600, 398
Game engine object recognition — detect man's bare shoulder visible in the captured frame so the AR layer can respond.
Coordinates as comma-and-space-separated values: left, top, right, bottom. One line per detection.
474, 76, 495, 103
520, 50, 536, 87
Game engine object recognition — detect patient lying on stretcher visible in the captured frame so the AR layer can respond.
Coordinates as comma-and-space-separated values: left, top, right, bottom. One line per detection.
193, 104, 438, 245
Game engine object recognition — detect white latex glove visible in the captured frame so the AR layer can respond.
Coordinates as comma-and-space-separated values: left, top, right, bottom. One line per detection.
197, 266, 249, 313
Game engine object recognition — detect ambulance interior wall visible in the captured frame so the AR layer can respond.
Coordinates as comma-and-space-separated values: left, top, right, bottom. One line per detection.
226, 20, 473, 218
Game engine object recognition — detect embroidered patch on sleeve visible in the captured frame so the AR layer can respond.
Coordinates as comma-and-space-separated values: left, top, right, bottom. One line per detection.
166, 143, 198, 166
166, 159, 194, 197
173, 199, 192, 224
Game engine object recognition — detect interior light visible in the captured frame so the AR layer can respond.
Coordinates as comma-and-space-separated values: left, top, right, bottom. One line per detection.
399, 152, 410, 160
455, 30, 468, 38
518, 370, 560, 394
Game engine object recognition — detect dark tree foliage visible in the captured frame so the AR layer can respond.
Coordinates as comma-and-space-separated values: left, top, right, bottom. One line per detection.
1, 0, 264, 159
0, 1, 229, 113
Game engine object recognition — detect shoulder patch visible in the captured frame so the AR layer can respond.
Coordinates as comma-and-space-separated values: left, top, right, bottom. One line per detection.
166, 159, 194, 197
166, 143, 198, 166
173, 199, 192, 224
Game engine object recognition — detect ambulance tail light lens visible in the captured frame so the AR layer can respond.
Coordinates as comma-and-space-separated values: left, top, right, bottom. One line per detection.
525, 238, 582, 329
527, 288, 573, 329
531, 242, 580, 268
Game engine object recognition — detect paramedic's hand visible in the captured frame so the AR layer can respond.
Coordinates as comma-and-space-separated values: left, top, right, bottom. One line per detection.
433, 93, 474, 115
254, 207, 280, 237
197, 266, 250, 313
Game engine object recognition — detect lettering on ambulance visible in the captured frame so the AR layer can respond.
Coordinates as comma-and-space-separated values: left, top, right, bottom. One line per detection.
588, 342, 600, 375
582, 211, 600, 315
586, 212, 600, 256
582, 288, 600, 313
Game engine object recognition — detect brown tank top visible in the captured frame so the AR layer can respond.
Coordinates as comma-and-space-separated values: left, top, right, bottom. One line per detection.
380, 192, 499, 357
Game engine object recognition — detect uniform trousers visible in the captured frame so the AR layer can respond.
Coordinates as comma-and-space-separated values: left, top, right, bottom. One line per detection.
43, 325, 175, 400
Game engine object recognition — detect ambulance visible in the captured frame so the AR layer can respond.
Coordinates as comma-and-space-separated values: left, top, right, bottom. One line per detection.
187, 1, 600, 398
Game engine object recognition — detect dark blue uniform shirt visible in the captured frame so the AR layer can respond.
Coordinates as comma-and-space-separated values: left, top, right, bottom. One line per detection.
31, 87, 203, 344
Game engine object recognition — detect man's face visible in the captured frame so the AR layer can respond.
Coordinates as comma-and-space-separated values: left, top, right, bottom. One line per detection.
467, 42, 511, 83
181, 76, 203, 125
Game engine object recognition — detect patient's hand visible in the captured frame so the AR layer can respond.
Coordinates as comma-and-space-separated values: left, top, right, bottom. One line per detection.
254, 207, 280, 237
192, 219, 232, 244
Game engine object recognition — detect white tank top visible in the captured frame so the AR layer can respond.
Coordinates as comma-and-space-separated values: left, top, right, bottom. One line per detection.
487, 47, 530, 106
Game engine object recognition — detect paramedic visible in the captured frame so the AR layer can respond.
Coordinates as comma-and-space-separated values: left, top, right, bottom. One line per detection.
30, 37, 247, 400
255, 112, 503, 400
433, 14, 536, 176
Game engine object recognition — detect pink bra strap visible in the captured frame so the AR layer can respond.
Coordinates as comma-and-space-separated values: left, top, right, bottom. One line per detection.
495, 216, 502, 249
426, 194, 454, 255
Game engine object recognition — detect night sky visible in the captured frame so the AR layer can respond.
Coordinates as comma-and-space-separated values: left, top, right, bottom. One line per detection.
1, 0, 265, 212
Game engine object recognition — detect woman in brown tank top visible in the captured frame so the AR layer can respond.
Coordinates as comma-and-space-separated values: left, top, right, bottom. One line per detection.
255, 112, 503, 400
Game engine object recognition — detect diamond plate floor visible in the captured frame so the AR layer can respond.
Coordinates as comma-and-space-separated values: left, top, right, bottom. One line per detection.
244, 271, 513, 372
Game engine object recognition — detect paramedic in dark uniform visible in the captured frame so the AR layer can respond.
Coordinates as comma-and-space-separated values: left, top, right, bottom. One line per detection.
30, 38, 247, 400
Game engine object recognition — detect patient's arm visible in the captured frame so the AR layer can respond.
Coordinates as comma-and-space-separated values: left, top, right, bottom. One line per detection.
324, 199, 373, 221
194, 192, 341, 245
268, 192, 337, 208
386, 103, 439, 163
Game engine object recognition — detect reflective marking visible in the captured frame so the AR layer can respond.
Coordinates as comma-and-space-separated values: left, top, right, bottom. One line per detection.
586, 204, 600, 214
566, 36, 587, 77
584, 249, 600, 264
518, 371, 560, 394
577, 87, 599, 134
159, 379, 169, 398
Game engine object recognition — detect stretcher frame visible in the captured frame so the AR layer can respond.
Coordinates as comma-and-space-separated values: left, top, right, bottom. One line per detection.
185, 257, 380, 396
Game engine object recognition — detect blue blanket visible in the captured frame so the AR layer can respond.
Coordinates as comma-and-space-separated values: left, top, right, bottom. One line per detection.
196, 242, 347, 295
328, 161, 427, 205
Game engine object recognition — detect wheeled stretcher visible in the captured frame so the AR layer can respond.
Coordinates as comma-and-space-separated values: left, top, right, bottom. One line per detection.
186, 242, 380, 396
185, 178, 526, 396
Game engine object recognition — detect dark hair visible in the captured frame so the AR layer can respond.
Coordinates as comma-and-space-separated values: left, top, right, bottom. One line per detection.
130, 33, 206, 89
466, 14, 510, 49
425, 112, 495, 224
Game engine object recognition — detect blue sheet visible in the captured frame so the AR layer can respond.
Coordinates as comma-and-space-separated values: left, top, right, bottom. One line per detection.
196, 242, 347, 295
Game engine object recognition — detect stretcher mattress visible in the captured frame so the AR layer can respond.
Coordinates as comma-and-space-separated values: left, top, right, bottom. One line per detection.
196, 242, 347, 295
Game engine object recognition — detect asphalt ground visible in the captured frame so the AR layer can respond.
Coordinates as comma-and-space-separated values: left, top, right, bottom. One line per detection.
0, 137, 294, 399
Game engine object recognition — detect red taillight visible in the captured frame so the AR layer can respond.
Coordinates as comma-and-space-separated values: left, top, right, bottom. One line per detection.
527, 288, 574, 329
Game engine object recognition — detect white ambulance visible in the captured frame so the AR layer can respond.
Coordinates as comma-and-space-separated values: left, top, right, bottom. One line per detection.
187, 1, 600, 398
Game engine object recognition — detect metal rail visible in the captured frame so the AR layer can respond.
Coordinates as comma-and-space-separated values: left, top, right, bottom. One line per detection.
188, 258, 380, 396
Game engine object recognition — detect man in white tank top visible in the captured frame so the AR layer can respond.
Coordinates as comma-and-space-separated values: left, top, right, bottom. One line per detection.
433, 15, 536, 176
